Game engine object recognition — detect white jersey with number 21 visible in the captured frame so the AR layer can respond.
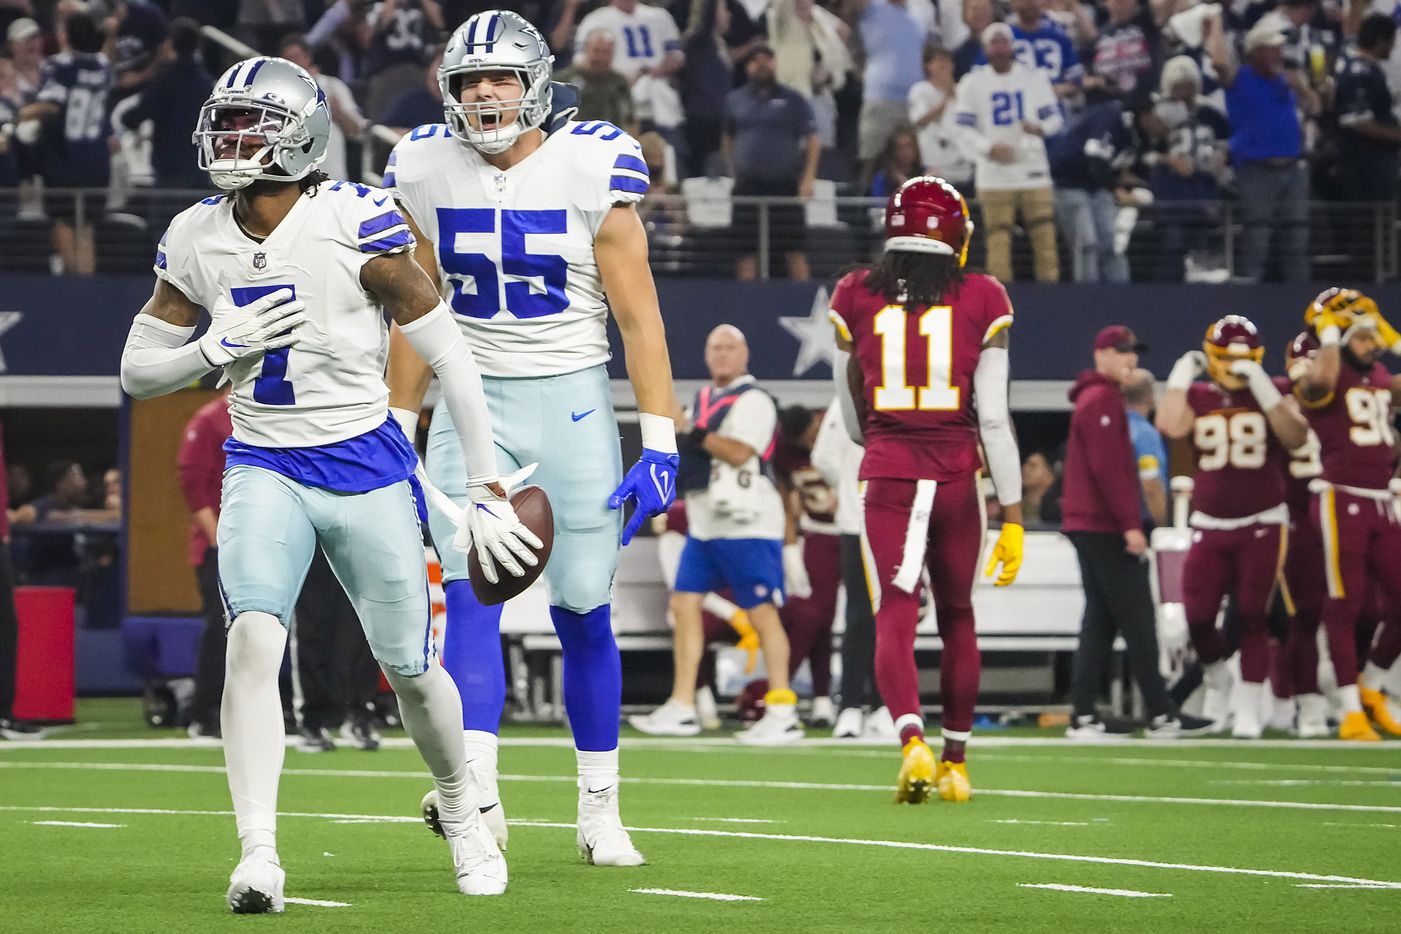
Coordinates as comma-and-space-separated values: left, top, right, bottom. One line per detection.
385, 119, 649, 379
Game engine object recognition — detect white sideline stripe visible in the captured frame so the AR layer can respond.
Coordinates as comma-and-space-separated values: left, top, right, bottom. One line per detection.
7, 761, 1401, 815
9, 735, 1401, 751
285, 897, 351, 908
686, 818, 781, 824
31, 820, 124, 828
1019, 883, 1170, 899
1322, 821, 1401, 829
505, 820, 1401, 889
631, 888, 763, 903
1211, 779, 1401, 788
977, 753, 1401, 777
4, 805, 1398, 889
1295, 884, 1395, 890
992, 819, 1094, 827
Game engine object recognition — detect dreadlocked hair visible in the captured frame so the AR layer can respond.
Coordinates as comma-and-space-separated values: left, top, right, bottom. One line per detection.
300, 169, 330, 196
855, 250, 964, 308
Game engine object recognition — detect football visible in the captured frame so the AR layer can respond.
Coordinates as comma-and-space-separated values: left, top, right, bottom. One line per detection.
467, 485, 554, 606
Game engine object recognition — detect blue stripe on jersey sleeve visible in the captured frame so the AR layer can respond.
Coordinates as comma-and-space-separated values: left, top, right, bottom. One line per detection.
1037, 104, 1056, 120
155, 250, 167, 270
358, 210, 406, 238
613, 154, 649, 176
382, 170, 397, 187
360, 229, 414, 253
610, 175, 648, 195
955, 112, 976, 126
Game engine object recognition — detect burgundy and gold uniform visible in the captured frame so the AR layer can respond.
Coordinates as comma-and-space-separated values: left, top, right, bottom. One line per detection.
1180, 376, 1290, 685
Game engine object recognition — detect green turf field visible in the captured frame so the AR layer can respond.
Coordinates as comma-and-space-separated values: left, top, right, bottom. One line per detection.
3, 700, 1401, 933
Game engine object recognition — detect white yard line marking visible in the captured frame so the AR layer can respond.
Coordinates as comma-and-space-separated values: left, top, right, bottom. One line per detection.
979, 753, 1401, 777
1322, 821, 1401, 829
1210, 779, 1401, 788
1019, 883, 1170, 899
631, 888, 763, 902
6, 761, 1401, 815
7, 735, 1401, 751
1295, 884, 1395, 890
285, 897, 351, 908
3, 804, 1397, 889
30, 820, 124, 828
686, 818, 781, 824
991, 819, 1094, 827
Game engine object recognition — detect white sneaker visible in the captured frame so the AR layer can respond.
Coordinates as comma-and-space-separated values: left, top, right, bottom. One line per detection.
832, 707, 864, 739
1230, 680, 1264, 739
577, 784, 645, 866
421, 780, 508, 853
810, 696, 836, 728
1203, 662, 1233, 732
863, 706, 898, 742
695, 686, 722, 731
446, 813, 508, 895
1297, 693, 1331, 738
627, 700, 701, 737
227, 853, 285, 914
1267, 696, 1296, 732
735, 708, 804, 746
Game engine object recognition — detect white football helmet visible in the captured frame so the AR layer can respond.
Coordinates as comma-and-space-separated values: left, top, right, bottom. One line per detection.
440, 10, 554, 154
195, 56, 331, 191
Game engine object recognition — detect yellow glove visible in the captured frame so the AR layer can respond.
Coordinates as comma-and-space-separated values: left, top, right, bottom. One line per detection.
983, 522, 1024, 587
1368, 308, 1401, 353
729, 610, 760, 674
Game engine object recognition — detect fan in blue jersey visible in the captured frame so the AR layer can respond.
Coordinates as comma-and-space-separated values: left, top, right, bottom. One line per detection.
17, 11, 111, 275
386, 9, 679, 868
977, 0, 1084, 95
120, 55, 542, 908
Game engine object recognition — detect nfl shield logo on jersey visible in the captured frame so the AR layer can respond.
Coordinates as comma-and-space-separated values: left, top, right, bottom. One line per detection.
252, 252, 267, 270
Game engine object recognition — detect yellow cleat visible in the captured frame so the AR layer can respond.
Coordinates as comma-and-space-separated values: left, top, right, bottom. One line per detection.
1340, 710, 1381, 742
936, 760, 972, 803
1359, 683, 1401, 737
894, 738, 936, 804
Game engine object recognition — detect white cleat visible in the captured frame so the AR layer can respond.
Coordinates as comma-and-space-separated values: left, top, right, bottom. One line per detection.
809, 696, 836, 728
577, 784, 646, 867
735, 708, 804, 746
421, 780, 509, 852
1296, 693, 1331, 738
695, 686, 722, 731
628, 700, 701, 737
1202, 662, 1233, 733
1230, 680, 1265, 739
1267, 696, 1296, 733
446, 813, 508, 896
863, 706, 899, 742
226, 854, 285, 914
832, 706, 864, 739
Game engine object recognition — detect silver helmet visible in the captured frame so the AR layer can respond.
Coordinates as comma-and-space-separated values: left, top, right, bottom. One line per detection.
440, 11, 554, 154
194, 56, 331, 191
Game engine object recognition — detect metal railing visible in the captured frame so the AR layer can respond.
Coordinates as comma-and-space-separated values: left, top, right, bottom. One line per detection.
2, 187, 1396, 282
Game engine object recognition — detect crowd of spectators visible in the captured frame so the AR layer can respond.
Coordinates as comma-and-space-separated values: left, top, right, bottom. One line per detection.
1, 0, 1399, 281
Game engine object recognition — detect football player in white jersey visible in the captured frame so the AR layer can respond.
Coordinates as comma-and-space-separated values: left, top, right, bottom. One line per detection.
119, 56, 541, 907
386, 10, 678, 867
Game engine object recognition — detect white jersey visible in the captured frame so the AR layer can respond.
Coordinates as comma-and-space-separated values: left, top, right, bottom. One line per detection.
155, 180, 413, 448
685, 378, 787, 542
573, 2, 681, 82
387, 120, 648, 378
953, 62, 1062, 191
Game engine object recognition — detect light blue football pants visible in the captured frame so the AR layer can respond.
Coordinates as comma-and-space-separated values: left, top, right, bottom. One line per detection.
216, 465, 433, 675
425, 364, 623, 612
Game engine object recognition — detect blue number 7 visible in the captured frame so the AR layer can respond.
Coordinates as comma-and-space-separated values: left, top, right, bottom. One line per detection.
435, 208, 569, 320
229, 283, 296, 406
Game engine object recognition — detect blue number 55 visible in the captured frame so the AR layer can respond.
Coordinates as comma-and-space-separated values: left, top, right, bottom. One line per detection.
436, 208, 569, 320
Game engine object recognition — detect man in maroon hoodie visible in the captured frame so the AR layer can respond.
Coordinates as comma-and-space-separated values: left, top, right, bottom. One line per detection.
1062, 326, 1209, 740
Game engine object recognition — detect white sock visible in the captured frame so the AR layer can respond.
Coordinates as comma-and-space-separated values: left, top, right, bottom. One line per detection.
1362, 661, 1391, 689
577, 748, 620, 794
383, 665, 472, 823
221, 612, 288, 861
1340, 683, 1363, 713
463, 730, 501, 806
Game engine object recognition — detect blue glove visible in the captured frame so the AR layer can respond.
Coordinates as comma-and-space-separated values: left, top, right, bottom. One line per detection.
608, 448, 680, 546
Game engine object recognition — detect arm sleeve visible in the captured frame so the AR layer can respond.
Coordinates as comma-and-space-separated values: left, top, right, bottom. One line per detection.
397, 302, 500, 485
952, 75, 991, 159
974, 347, 1022, 506
809, 404, 849, 489
120, 314, 212, 401
1034, 73, 1065, 136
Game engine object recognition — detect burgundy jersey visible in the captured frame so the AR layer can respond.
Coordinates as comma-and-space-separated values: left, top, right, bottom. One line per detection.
1186, 381, 1288, 519
1300, 360, 1398, 490
830, 269, 1012, 482
773, 433, 837, 530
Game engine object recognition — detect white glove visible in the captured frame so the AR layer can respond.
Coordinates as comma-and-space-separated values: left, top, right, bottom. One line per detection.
199, 288, 306, 367
389, 406, 420, 444
783, 540, 812, 600
1166, 350, 1206, 391
450, 465, 544, 585
1230, 358, 1283, 410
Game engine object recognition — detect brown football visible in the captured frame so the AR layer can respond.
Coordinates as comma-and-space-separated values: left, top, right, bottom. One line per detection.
467, 485, 554, 606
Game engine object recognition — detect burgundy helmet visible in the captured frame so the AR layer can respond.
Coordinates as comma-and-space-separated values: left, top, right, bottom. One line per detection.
1203, 315, 1264, 390
884, 176, 972, 266
1285, 329, 1320, 381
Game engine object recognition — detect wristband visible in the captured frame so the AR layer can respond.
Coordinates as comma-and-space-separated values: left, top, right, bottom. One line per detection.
639, 411, 677, 454
1318, 324, 1340, 347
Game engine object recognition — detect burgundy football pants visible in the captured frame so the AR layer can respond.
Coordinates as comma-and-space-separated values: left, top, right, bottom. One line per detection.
1313, 487, 1401, 688
780, 532, 841, 696
1182, 523, 1285, 683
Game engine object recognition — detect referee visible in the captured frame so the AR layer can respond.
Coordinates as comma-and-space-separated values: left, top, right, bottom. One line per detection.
1061, 326, 1207, 739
